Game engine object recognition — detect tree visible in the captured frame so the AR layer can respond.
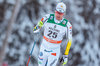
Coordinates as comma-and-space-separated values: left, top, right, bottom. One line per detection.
0, 0, 21, 65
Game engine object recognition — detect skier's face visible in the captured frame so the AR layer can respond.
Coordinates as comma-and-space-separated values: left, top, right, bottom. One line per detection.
55, 11, 64, 20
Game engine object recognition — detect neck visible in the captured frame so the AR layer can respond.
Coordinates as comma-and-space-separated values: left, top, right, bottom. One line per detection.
55, 16, 63, 21
54, 17, 63, 23
56, 17, 63, 21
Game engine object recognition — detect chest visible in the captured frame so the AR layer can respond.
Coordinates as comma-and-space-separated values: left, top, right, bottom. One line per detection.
44, 23, 66, 34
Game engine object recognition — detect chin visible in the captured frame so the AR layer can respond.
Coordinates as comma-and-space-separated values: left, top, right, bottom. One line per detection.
57, 19, 60, 20
57, 18, 61, 20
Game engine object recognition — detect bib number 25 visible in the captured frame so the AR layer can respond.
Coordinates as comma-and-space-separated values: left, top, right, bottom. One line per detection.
47, 30, 58, 38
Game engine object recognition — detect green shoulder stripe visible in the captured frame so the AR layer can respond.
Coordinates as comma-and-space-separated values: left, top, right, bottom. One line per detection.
47, 14, 68, 27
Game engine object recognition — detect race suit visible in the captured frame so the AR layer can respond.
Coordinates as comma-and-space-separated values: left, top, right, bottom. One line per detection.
33, 14, 72, 66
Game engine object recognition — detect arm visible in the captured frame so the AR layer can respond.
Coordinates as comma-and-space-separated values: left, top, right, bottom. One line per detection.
64, 22, 72, 55
61, 22, 72, 65
33, 18, 43, 33
33, 14, 50, 33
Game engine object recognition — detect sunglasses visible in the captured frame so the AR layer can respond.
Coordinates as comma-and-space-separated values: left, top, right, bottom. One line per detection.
55, 11, 64, 15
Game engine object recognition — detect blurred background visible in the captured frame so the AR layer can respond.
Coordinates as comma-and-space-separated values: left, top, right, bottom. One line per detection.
0, 0, 100, 66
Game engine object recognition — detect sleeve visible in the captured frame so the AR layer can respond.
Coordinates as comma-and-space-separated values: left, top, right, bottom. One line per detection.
33, 14, 50, 33
64, 22, 72, 55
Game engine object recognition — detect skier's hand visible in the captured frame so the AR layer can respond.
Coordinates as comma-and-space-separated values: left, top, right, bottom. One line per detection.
33, 29, 40, 33
37, 21, 43, 28
60, 55, 68, 66
33, 26, 40, 33
33, 20, 43, 33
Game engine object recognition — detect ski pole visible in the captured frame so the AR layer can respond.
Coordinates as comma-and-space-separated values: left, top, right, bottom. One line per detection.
26, 41, 36, 66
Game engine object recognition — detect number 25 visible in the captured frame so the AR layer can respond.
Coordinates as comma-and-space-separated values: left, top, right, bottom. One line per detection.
47, 30, 57, 38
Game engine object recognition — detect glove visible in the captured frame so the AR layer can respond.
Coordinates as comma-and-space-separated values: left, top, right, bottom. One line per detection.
33, 29, 40, 33
60, 55, 68, 66
33, 26, 40, 33
33, 21, 43, 33
37, 21, 43, 28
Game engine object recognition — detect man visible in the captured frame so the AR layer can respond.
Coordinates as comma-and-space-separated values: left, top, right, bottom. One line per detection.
33, 2, 72, 66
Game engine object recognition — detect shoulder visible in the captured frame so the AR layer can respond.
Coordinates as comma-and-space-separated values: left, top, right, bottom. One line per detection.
42, 14, 55, 22
41, 14, 50, 22
45, 14, 55, 18
60, 18, 68, 27
44, 14, 50, 18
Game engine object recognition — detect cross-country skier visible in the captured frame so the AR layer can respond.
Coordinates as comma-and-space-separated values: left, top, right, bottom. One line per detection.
33, 2, 72, 66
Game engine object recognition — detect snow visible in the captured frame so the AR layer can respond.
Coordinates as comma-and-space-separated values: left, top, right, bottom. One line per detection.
7, 0, 16, 4
93, 7, 100, 14
0, 0, 3, 3
4, 9, 12, 21
38, 0, 45, 5
0, 0, 100, 66
97, 0, 100, 3
21, 0, 27, 4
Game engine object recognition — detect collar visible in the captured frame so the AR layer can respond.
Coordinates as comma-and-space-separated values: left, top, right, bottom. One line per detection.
54, 17, 64, 23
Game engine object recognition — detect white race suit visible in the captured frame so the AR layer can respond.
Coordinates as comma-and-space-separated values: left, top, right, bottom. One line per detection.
34, 14, 72, 66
